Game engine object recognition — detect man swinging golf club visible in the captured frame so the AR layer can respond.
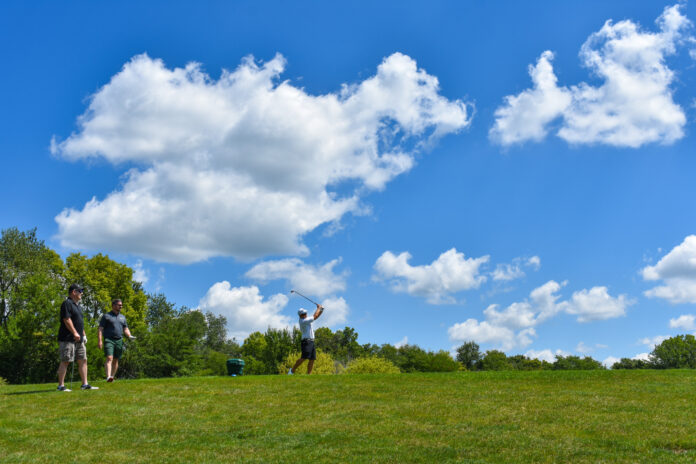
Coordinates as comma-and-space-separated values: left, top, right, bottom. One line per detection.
288, 302, 324, 375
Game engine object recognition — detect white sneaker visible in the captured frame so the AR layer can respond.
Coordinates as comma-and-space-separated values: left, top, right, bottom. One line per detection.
107, 376, 114, 383
287, 368, 293, 375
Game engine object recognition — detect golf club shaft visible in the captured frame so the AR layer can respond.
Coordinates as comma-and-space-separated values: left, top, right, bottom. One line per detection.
291, 290, 319, 306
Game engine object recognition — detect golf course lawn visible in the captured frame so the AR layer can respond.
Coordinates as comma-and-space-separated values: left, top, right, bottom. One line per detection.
1, 370, 695, 463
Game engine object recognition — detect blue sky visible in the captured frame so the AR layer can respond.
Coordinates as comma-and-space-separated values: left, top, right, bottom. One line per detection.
2, 1, 696, 365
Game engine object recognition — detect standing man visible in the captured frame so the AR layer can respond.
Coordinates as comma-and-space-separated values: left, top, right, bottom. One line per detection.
98, 299, 134, 382
57, 284, 98, 391
288, 303, 323, 375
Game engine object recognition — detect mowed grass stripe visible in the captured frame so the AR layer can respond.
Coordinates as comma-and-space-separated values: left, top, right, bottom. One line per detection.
1, 370, 695, 463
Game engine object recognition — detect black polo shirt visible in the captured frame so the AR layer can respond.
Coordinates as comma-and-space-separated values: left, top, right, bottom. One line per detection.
58, 297, 84, 342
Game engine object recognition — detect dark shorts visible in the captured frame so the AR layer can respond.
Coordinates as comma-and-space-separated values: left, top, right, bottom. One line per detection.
301, 339, 316, 360
104, 338, 124, 359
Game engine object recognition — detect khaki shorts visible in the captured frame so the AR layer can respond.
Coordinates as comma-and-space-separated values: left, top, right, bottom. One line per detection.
59, 341, 87, 362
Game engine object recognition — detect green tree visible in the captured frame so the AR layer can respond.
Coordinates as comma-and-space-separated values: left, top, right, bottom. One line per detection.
552, 355, 604, 370
479, 350, 511, 371
650, 335, 696, 369
63, 253, 147, 331
428, 350, 460, 372
455, 341, 481, 370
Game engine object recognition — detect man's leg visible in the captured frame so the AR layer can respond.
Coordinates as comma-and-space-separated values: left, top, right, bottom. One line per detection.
105, 355, 114, 378
77, 359, 88, 385
112, 358, 120, 378
291, 358, 306, 373
57, 361, 70, 386
307, 359, 315, 374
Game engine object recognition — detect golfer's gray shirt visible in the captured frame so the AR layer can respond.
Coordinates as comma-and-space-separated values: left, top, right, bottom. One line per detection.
299, 316, 315, 339
99, 311, 128, 340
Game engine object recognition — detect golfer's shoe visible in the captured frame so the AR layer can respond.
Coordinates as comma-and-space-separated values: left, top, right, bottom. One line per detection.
57, 385, 71, 392
80, 384, 99, 390
107, 376, 114, 383
287, 368, 293, 375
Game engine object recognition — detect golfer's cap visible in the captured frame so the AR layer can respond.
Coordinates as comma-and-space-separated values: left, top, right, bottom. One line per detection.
68, 284, 83, 293
298, 308, 308, 316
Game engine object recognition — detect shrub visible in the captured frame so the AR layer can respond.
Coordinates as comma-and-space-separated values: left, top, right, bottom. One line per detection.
612, 358, 650, 370
278, 350, 337, 374
0, 376, 7, 386
344, 356, 400, 374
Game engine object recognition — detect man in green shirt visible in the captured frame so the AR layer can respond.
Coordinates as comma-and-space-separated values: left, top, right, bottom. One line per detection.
98, 299, 134, 382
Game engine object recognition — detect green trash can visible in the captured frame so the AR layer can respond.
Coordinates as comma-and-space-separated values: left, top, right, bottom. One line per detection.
226, 358, 245, 376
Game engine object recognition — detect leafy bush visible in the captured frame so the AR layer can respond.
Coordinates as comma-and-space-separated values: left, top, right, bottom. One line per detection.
278, 350, 337, 374
0, 376, 7, 386
612, 358, 650, 370
478, 350, 511, 371
344, 356, 400, 374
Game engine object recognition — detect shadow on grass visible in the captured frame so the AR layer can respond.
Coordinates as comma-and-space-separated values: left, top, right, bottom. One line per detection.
4, 389, 57, 396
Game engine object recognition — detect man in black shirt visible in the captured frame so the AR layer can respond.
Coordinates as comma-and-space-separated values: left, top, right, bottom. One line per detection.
57, 284, 98, 391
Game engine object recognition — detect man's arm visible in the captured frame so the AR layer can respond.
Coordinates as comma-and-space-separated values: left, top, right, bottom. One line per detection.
313, 304, 324, 320
63, 318, 81, 342
98, 327, 104, 349
124, 327, 134, 339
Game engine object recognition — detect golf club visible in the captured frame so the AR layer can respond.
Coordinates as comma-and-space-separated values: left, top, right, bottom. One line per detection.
290, 290, 322, 308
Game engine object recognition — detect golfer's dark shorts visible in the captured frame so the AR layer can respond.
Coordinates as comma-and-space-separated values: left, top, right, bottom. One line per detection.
104, 338, 124, 359
301, 339, 316, 360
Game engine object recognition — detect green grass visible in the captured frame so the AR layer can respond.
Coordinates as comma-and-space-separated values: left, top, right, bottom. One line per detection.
2, 370, 695, 463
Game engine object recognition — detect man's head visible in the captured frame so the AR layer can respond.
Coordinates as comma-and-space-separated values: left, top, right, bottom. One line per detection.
298, 308, 308, 319
112, 299, 123, 314
68, 284, 83, 302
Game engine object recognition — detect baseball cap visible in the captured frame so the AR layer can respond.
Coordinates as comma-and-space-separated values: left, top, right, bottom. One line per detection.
298, 308, 308, 316
68, 284, 84, 294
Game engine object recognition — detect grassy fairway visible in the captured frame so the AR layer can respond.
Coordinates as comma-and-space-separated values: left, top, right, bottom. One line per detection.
1, 370, 695, 463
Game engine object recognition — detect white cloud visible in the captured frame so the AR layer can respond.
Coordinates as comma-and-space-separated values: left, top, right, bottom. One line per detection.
447, 319, 534, 351
642, 235, 696, 304
669, 314, 696, 330
198, 282, 291, 341
491, 4, 692, 148
132, 259, 149, 284
373, 248, 489, 304
603, 356, 621, 368
490, 51, 572, 145
313, 295, 349, 328
563, 286, 632, 322
394, 336, 408, 348
525, 348, 569, 363
638, 335, 669, 348
245, 258, 347, 297
491, 255, 542, 281
448, 280, 631, 350
576, 341, 591, 354
633, 352, 651, 361
52, 53, 471, 263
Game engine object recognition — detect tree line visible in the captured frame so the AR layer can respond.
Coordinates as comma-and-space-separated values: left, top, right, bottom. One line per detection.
2, 227, 695, 384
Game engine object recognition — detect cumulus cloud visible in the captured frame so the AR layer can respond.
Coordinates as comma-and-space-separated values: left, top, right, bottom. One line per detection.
491, 255, 541, 281
313, 295, 349, 328
669, 314, 696, 330
524, 348, 570, 363
638, 335, 669, 348
245, 258, 348, 297
564, 286, 632, 322
491, 4, 692, 148
603, 356, 621, 368
52, 53, 471, 263
447, 319, 535, 352
198, 282, 291, 341
642, 235, 696, 304
394, 336, 409, 348
448, 280, 631, 350
373, 248, 489, 304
